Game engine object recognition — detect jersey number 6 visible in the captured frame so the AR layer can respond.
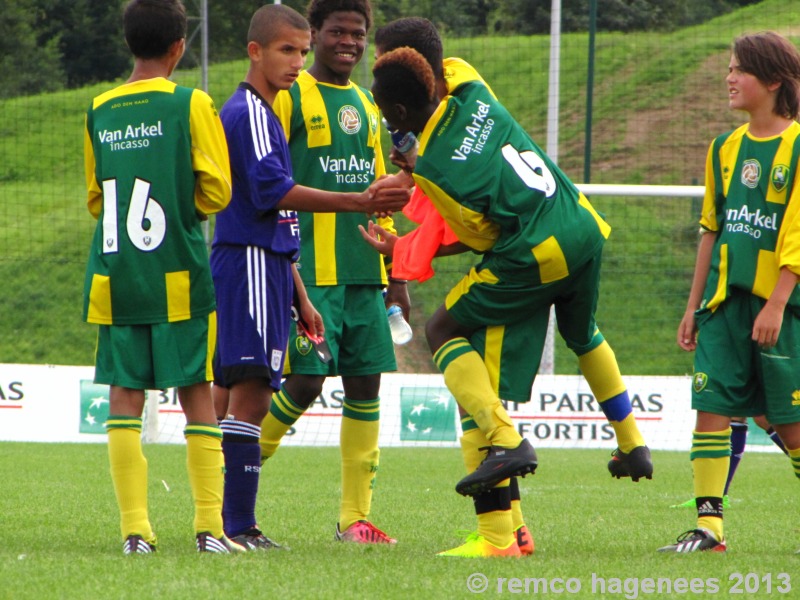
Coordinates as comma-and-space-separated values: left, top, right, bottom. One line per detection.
102, 177, 167, 254
502, 144, 557, 198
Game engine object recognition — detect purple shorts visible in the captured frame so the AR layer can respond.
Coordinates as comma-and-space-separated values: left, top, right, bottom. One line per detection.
211, 244, 293, 390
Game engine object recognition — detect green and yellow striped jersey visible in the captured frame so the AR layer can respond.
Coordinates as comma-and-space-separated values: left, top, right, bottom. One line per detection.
413, 79, 609, 285
701, 121, 800, 309
83, 78, 230, 325
274, 71, 393, 286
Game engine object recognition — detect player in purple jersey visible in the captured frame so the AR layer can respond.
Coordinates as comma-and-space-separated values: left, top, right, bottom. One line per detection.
211, 4, 410, 550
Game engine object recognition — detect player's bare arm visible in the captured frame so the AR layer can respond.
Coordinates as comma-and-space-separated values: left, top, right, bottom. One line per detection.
279, 183, 409, 215
292, 263, 324, 338
678, 230, 715, 351
752, 267, 798, 348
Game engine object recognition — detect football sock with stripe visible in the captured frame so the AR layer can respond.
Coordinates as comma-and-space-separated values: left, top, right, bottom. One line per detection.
788, 446, 800, 480
578, 341, 645, 452
339, 397, 381, 530
461, 417, 516, 547
767, 426, 788, 455
435, 338, 520, 449
459, 416, 485, 473
724, 421, 748, 495
220, 419, 261, 538
185, 423, 225, 538
691, 428, 731, 541
107, 416, 154, 543
260, 387, 307, 462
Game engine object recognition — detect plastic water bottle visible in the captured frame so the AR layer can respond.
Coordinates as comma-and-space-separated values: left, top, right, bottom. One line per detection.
387, 304, 413, 345
390, 129, 418, 157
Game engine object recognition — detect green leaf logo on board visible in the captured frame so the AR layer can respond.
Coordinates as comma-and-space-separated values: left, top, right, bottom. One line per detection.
400, 387, 457, 442
80, 380, 110, 434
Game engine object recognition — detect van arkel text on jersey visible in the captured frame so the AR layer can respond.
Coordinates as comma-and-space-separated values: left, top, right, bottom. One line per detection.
97, 120, 164, 152
318, 154, 375, 185
452, 99, 495, 161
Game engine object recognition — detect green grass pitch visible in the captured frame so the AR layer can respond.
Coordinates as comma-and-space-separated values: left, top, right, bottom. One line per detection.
0, 443, 796, 599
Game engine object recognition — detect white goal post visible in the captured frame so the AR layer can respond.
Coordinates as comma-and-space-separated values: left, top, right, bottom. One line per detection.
537, 183, 705, 375
577, 183, 704, 198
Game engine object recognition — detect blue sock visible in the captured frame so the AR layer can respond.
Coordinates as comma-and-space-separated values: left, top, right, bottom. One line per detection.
724, 421, 748, 495
220, 419, 261, 538
767, 427, 788, 455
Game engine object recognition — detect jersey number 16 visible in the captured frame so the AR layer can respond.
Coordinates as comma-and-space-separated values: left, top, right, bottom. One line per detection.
102, 177, 167, 254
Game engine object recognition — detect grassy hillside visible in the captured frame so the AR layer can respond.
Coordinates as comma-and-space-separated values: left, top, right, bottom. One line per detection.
0, 0, 795, 372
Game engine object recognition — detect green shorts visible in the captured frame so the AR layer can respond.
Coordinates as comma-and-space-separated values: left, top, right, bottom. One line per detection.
94, 312, 215, 390
692, 291, 800, 425
285, 285, 396, 377
448, 253, 606, 403
470, 308, 550, 403
449, 249, 603, 338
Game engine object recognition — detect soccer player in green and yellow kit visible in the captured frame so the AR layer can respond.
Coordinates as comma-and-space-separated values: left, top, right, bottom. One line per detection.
365, 47, 652, 557
83, 0, 236, 554
662, 31, 800, 554
257, 0, 403, 544
374, 16, 534, 556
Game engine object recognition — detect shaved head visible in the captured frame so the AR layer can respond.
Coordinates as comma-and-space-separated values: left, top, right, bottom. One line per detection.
248, 4, 309, 46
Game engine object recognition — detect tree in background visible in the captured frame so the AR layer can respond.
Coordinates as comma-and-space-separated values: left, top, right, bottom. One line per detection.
372, 0, 497, 34
34, 0, 130, 88
0, 0, 767, 98
0, 0, 64, 98
205, 0, 306, 63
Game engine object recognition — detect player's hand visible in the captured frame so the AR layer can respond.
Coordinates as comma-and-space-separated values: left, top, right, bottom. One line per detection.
299, 298, 324, 338
369, 172, 414, 194
389, 147, 417, 172
676, 309, 698, 351
364, 175, 412, 217
752, 301, 783, 348
358, 220, 398, 257
367, 172, 414, 217
385, 279, 411, 322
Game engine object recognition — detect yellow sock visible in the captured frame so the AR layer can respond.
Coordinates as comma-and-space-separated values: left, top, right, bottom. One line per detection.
691, 428, 731, 541
788, 446, 800, 480
579, 342, 644, 452
610, 413, 646, 453
460, 420, 488, 473
435, 339, 520, 448
474, 481, 514, 548
260, 388, 305, 462
339, 398, 380, 530
107, 417, 153, 542
185, 424, 225, 538
461, 417, 517, 546
509, 477, 524, 530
